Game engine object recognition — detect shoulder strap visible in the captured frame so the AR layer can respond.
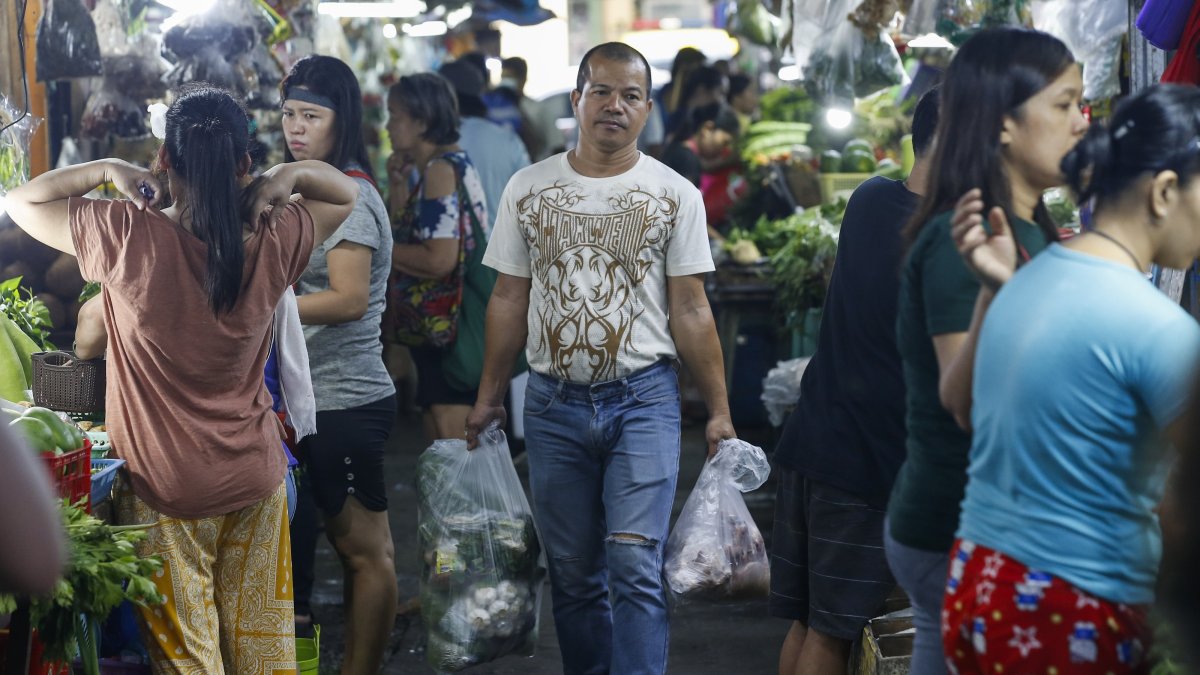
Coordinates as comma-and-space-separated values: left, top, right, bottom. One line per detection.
343, 169, 376, 188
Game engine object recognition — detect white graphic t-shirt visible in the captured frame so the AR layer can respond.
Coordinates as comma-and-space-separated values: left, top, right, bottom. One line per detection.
484, 152, 715, 383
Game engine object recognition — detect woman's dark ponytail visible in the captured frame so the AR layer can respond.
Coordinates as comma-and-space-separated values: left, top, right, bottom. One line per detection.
1061, 84, 1200, 208
165, 85, 251, 315
1060, 123, 1113, 204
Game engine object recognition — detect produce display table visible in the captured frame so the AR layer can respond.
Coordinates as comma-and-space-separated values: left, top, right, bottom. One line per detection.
708, 266, 776, 393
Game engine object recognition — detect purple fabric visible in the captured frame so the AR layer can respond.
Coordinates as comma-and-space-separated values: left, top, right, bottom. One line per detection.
264, 346, 299, 468
1137, 0, 1195, 50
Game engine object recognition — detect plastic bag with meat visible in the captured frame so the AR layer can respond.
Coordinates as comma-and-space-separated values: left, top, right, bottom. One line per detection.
663, 439, 772, 602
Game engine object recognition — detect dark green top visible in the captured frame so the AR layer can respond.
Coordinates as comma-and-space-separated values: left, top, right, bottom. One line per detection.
887, 210, 1050, 551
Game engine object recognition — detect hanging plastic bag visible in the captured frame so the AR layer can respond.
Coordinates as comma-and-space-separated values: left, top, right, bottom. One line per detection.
761, 357, 811, 427
416, 423, 545, 671
791, 0, 834, 70
0, 97, 42, 198
161, 9, 258, 63
1032, 0, 1126, 101
806, 7, 908, 103
727, 0, 784, 49
80, 82, 146, 140
935, 0, 1033, 44
164, 44, 244, 95
35, 0, 103, 81
903, 0, 941, 35
236, 45, 286, 110
663, 439, 772, 602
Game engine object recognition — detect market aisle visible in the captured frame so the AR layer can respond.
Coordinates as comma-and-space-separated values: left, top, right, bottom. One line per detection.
306, 409, 786, 674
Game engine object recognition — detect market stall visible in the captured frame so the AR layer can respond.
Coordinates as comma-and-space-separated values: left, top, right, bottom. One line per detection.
706, 0, 1165, 429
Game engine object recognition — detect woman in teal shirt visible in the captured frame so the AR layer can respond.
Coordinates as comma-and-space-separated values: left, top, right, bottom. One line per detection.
884, 28, 1088, 674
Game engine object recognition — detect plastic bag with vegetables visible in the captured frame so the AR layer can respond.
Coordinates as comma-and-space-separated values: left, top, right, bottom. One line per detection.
0, 96, 41, 198
805, 1, 908, 103
727, 0, 784, 49
663, 439, 772, 602
935, 0, 1033, 44
790, 0, 835, 70
1032, 0, 1126, 101
35, 0, 103, 81
417, 424, 545, 671
903, 0, 941, 35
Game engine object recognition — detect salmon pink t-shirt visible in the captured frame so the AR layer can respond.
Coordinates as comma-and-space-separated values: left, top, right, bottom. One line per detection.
69, 198, 314, 519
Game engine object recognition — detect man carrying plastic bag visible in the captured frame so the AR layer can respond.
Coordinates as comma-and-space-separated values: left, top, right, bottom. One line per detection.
416, 422, 546, 671
465, 42, 736, 675
664, 439, 772, 601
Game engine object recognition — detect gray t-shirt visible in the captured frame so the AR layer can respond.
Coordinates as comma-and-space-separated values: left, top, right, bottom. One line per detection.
296, 168, 395, 410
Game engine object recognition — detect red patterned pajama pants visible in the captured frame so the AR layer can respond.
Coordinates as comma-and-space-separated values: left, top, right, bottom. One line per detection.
942, 539, 1150, 675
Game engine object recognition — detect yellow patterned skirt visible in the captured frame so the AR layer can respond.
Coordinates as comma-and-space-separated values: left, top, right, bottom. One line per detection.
115, 480, 297, 674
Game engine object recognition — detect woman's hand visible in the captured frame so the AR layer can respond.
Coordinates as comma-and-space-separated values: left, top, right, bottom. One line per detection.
386, 153, 413, 184
241, 164, 297, 231
104, 159, 162, 211
950, 188, 1018, 291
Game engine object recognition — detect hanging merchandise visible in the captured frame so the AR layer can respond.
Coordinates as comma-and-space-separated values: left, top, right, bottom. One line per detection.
806, 0, 908, 103
790, 0, 832, 70
239, 47, 286, 110
0, 97, 41, 198
905, 0, 1033, 44
416, 424, 545, 671
728, 0, 784, 49
161, 0, 260, 95
80, 82, 148, 140
101, 38, 170, 102
35, 0, 104, 81
1136, 0, 1195, 51
1162, 0, 1200, 85
1031, 0, 1126, 101
903, 0, 939, 34
663, 439, 772, 602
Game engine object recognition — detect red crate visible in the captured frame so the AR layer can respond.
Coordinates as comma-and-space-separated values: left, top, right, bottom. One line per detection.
41, 446, 91, 512
0, 629, 71, 675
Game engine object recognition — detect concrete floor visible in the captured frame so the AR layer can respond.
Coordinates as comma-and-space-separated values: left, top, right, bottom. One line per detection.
305, 412, 789, 674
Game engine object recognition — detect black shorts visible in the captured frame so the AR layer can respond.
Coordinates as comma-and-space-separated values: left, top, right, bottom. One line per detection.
768, 469, 896, 641
297, 394, 395, 517
411, 346, 478, 407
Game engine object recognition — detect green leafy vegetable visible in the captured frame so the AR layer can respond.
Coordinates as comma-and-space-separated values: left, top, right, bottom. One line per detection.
760, 86, 817, 125
79, 281, 102, 304
0, 499, 163, 668
0, 276, 55, 351
748, 202, 844, 316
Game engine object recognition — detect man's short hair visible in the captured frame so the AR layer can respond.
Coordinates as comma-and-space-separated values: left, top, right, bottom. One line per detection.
911, 87, 940, 157
576, 42, 652, 94
502, 57, 528, 81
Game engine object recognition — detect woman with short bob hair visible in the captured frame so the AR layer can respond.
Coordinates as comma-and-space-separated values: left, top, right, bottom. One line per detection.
385, 72, 491, 442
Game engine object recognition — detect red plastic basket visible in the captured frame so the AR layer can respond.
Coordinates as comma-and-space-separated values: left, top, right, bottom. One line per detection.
40, 446, 91, 511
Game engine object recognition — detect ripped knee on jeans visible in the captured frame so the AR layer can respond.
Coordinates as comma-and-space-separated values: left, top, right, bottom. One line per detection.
607, 532, 656, 546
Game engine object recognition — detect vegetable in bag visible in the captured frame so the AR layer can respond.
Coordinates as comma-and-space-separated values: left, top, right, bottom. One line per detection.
663, 439, 772, 601
35, 0, 103, 81
805, 1, 907, 103
416, 424, 546, 671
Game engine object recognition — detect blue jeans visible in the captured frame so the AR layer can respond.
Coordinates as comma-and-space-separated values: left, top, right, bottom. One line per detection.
523, 360, 682, 675
883, 518, 950, 675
